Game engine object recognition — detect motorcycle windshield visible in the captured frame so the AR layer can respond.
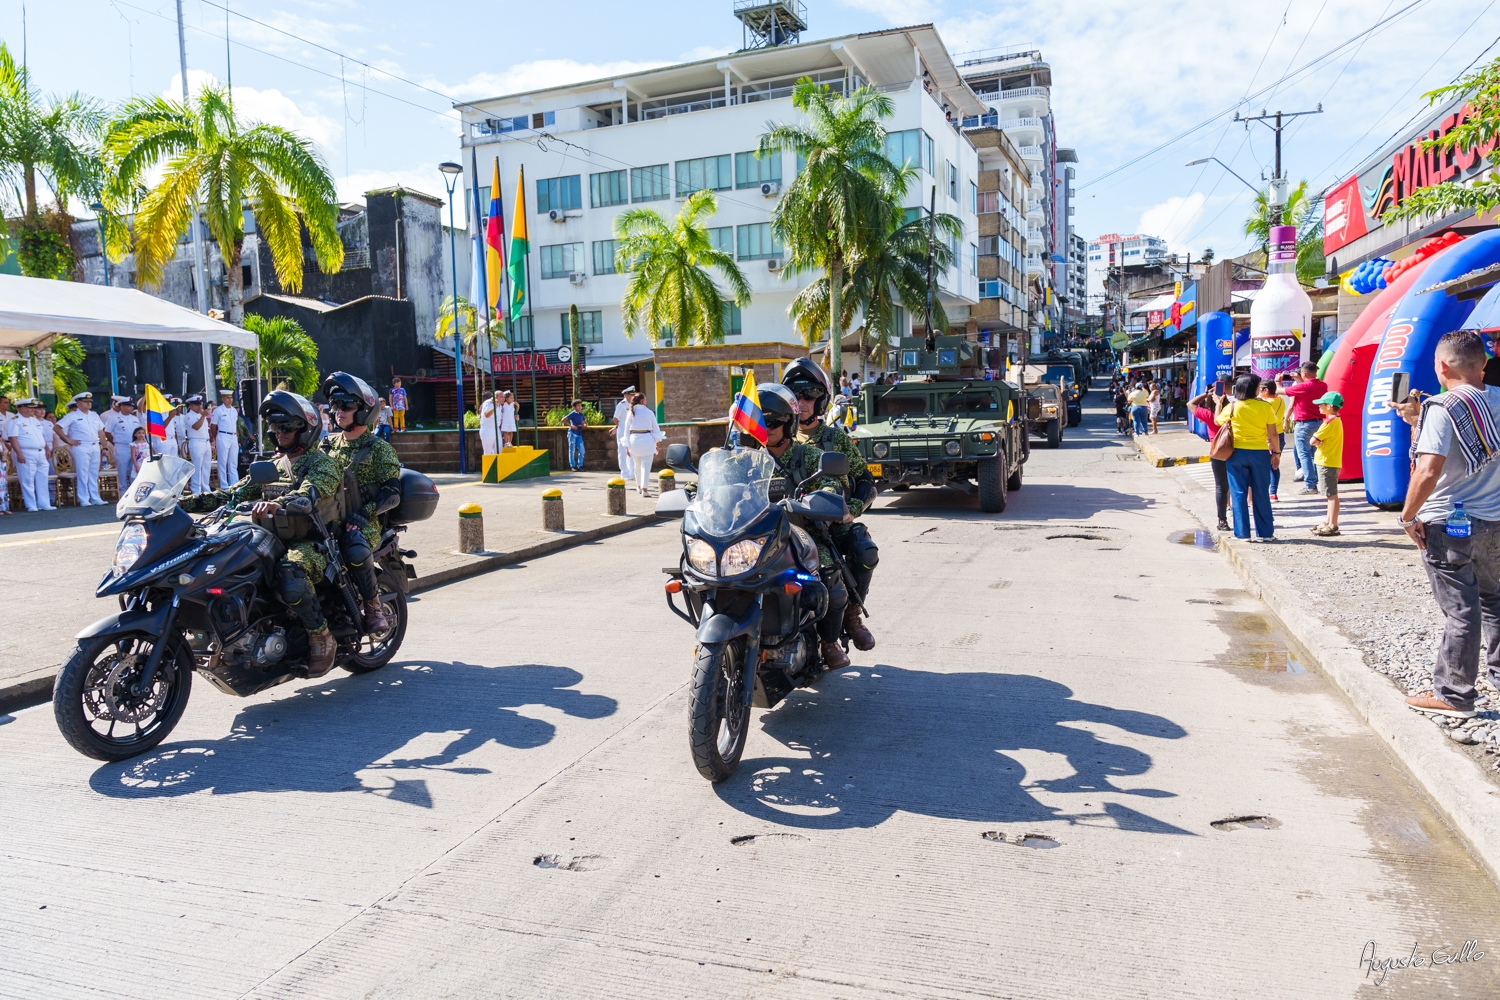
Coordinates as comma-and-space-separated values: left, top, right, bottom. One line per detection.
691, 447, 775, 536
116, 454, 196, 519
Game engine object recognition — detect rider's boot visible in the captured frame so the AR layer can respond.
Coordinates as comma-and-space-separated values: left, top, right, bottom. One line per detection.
820, 639, 851, 670
363, 598, 390, 633
307, 623, 338, 676
843, 605, 875, 651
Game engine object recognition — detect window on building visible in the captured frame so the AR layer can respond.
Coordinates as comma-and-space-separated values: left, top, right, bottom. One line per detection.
508, 315, 534, 349
709, 226, 734, 254
631, 164, 671, 202
969, 180, 977, 215
536, 175, 582, 214
676, 154, 732, 196
947, 161, 958, 200
560, 310, 603, 344
721, 301, 742, 337
891, 305, 906, 341
924, 132, 935, 175
902, 206, 921, 226
532, 111, 556, 130
737, 222, 782, 260
886, 129, 931, 173
539, 242, 584, 279
592, 239, 621, 275
969, 243, 978, 276
590, 170, 628, 208
976, 190, 999, 214
735, 150, 781, 189
979, 235, 999, 256
979, 279, 1000, 300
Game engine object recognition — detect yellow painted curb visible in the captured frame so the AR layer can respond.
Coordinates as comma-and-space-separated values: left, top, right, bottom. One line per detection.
1133, 436, 1211, 467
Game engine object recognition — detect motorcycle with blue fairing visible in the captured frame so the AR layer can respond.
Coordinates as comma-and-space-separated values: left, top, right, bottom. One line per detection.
656, 442, 850, 782
51, 453, 436, 762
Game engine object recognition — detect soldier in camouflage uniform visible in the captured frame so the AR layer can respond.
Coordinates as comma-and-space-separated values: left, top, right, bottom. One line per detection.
758, 383, 855, 670
781, 359, 879, 652
321, 373, 404, 633
181, 390, 342, 674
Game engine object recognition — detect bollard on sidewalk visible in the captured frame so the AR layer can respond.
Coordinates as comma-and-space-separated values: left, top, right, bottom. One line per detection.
607, 477, 627, 515
658, 468, 675, 493
542, 488, 565, 531
458, 502, 484, 553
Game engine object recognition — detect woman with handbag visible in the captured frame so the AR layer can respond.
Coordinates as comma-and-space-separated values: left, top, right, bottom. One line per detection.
1190, 388, 1232, 531
1212, 374, 1282, 541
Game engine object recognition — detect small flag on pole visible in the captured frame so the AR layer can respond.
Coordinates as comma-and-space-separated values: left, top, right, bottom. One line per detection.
508, 166, 529, 317
485, 158, 506, 320
142, 384, 171, 440
729, 369, 768, 445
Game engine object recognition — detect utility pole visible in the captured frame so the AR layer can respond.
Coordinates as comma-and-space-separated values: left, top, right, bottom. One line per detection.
176, 0, 217, 399
1235, 106, 1322, 225
924, 184, 937, 352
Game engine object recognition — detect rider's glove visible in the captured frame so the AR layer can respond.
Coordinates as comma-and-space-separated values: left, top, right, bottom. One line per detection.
282, 495, 313, 515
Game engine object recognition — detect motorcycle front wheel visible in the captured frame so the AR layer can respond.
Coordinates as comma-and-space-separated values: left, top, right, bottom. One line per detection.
53, 631, 193, 761
688, 638, 751, 782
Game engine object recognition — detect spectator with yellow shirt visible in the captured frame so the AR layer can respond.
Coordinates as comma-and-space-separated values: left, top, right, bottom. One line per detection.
1223, 373, 1283, 542
1310, 392, 1345, 536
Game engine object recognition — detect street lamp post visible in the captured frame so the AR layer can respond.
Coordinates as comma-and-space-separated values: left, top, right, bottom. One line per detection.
439, 161, 467, 474
91, 202, 120, 395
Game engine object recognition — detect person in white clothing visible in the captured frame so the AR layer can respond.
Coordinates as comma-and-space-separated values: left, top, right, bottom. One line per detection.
155, 397, 185, 458
611, 386, 635, 480
58, 391, 107, 506
0, 395, 14, 515
103, 396, 140, 488
499, 390, 518, 446
210, 388, 240, 488
8, 397, 56, 511
478, 390, 501, 455
623, 392, 663, 495
182, 395, 213, 493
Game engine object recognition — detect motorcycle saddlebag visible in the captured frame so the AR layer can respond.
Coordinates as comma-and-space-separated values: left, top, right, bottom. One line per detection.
389, 467, 440, 524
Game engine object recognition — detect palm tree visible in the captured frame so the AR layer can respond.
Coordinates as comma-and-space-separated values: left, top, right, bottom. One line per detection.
616, 190, 751, 346
106, 84, 343, 329
759, 80, 903, 374
436, 294, 491, 418
217, 314, 319, 396
0, 42, 104, 222
1243, 180, 1324, 285
790, 195, 961, 368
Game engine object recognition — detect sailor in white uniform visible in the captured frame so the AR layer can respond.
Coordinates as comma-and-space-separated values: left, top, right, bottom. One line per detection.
182, 395, 213, 493
612, 386, 636, 480
8, 397, 56, 511
57, 391, 107, 505
210, 388, 240, 488
103, 396, 141, 488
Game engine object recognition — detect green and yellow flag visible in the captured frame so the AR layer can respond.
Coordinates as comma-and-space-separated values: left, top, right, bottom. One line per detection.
508, 166, 529, 318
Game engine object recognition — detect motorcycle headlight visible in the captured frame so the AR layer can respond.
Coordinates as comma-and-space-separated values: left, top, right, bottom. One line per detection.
111, 522, 148, 578
872, 441, 889, 459
686, 537, 717, 575
719, 537, 766, 577
944, 440, 962, 456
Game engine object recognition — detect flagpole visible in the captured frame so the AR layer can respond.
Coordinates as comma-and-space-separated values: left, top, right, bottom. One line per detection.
492, 159, 516, 450
524, 219, 539, 449
470, 146, 494, 463
512, 165, 523, 408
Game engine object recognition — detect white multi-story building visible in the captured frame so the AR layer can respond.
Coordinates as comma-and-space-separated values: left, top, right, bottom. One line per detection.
1085, 233, 1168, 316
454, 11, 987, 375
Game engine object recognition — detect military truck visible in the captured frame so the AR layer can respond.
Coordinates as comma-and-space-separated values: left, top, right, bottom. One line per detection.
853, 335, 1029, 513
1026, 381, 1066, 448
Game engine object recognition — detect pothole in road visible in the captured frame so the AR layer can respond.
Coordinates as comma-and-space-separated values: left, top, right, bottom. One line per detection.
730, 833, 809, 846
1047, 533, 1107, 541
534, 854, 608, 871
1212, 611, 1312, 676
1169, 529, 1216, 549
1210, 815, 1282, 832
981, 831, 1061, 849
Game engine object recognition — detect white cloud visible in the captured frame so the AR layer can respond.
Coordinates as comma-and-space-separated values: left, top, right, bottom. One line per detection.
430, 59, 675, 103
334, 166, 457, 210
1137, 193, 1204, 249
166, 70, 341, 150
839, 0, 940, 22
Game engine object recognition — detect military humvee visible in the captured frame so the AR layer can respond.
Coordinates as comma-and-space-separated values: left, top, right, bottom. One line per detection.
853, 335, 1029, 513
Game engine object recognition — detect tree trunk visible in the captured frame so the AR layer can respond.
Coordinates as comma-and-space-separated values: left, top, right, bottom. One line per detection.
23, 164, 37, 219
34, 345, 54, 410
228, 241, 248, 387
828, 255, 843, 376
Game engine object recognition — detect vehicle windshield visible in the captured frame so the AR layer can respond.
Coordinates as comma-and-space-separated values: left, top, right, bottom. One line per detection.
691, 447, 776, 536
939, 389, 1001, 415
116, 454, 195, 520
1032, 384, 1061, 402
872, 393, 928, 417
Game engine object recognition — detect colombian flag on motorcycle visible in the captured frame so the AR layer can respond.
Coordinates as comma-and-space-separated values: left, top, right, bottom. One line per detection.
729, 369, 768, 445
142, 384, 171, 440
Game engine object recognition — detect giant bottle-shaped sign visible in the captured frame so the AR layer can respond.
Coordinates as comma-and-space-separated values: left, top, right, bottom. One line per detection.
1249, 225, 1313, 380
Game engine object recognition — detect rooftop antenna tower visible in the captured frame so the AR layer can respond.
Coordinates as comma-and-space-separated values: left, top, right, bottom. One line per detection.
734, 0, 808, 50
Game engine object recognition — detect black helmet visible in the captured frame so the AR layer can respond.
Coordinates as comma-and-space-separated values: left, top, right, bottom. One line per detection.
757, 383, 799, 434
322, 371, 379, 427
261, 390, 320, 451
781, 358, 832, 417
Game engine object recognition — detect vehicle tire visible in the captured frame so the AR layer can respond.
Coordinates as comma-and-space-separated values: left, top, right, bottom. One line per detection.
978, 454, 1006, 513
1068, 409, 1082, 428
688, 638, 752, 782
344, 570, 408, 673
1046, 420, 1062, 449
1007, 460, 1024, 492
53, 631, 193, 761
889, 483, 911, 492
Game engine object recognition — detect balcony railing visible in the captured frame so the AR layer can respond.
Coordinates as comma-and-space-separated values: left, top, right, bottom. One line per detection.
1000, 117, 1043, 132
971, 85, 1050, 101
1018, 145, 1043, 160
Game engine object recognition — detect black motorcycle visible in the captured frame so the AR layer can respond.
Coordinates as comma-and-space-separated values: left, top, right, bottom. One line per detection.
52, 454, 438, 761
656, 442, 850, 782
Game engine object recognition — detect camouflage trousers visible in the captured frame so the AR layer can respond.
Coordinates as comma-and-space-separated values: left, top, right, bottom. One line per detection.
283, 540, 328, 579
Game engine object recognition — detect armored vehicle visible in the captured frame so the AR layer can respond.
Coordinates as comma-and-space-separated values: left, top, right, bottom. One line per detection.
1026, 381, 1066, 448
853, 336, 1029, 513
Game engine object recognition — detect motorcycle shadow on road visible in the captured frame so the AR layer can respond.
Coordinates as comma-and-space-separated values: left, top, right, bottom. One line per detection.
717, 666, 1193, 835
87, 661, 617, 805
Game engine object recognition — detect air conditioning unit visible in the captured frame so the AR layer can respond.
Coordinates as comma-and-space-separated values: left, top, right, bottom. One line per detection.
766, 258, 783, 272
548, 209, 568, 223
568, 271, 587, 285
760, 182, 780, 197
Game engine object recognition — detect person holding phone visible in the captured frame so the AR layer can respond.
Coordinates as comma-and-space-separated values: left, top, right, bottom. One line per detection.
1223, 374, 1282, 542
1190, 387, 1232, 531
1282, 362, 1329, 493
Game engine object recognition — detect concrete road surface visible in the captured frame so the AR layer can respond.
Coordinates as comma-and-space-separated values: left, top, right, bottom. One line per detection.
4, 387, 1498, 999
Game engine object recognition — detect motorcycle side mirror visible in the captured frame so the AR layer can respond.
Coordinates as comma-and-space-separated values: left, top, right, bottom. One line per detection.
654, 489, 690, 518
248, 461, 279, 484
818, 451, 849, 478
665, 443, 696, 474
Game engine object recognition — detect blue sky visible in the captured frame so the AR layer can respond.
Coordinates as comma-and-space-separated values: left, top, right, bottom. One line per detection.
3, 0, 1495, 260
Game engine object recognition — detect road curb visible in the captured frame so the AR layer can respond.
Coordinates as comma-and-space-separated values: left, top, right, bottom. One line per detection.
1214, 531, 1500, 885
0, 513, 663, 718
1132, 435, 1210, 467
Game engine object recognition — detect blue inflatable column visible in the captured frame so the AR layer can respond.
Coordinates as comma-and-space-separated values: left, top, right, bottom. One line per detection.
1191, 312, 1234, 440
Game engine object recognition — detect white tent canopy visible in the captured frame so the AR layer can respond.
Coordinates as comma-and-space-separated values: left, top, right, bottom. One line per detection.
0, 273, 257, 360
